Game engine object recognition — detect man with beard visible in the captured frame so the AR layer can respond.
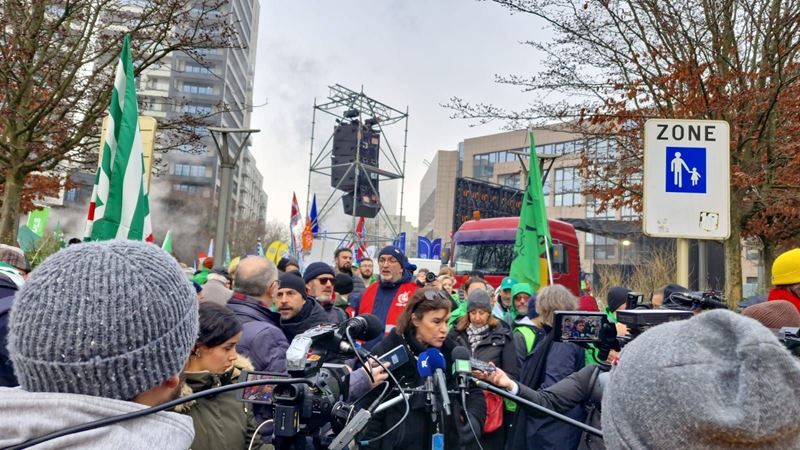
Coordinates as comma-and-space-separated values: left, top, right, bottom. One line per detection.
334, 248, 365, 299
304, 262, 348, 324
275, 272, 328, 342
357, 257, 377, 286
351, 246, 418, 349
510, 283, 538, 363
0, 241, 198, 449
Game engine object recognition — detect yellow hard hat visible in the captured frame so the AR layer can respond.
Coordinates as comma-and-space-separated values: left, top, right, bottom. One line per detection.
771, 248, 800, 286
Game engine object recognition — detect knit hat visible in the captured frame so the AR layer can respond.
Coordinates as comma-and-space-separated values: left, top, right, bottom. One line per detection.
279, 271, 307, 298
500, 276, 517, 291
8, 240, 199, 401
277, 257, 299, 272
772, 248, 800, 285
303, 262, 335, 284
602, 310, 800, 449
202, 256, 214, 270
0, 243, 29, 272
511, 282, 533, 299
743, 300, 800, 329
606, 286, 630, 312
467, 289, 492, 312
377, 246, 408, 269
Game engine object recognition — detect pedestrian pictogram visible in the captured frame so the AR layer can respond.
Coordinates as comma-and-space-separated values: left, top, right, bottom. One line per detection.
665, 147, 706, 193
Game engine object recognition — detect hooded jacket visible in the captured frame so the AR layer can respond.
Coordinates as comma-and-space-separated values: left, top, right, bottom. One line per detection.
280, 297, 330, 342
226, 293, 289, 373
0, 387, 194, 449
176, 355, 266, 450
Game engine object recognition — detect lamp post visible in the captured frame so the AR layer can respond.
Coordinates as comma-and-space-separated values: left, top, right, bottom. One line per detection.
208, 127, 260, 265
621, 239, 631, 265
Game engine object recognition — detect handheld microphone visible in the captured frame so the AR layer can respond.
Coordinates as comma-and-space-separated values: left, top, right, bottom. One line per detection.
451, 346, 471, 391
417, 350, 439, 422
418, 348, 452, 416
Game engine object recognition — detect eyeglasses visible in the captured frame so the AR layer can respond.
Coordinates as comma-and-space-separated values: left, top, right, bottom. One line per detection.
317, 277, 335, 285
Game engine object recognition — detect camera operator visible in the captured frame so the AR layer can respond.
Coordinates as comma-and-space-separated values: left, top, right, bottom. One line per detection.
477, 310, 800, 449
361, 288, 486, 450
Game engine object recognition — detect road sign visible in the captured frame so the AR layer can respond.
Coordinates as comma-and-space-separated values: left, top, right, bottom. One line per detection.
643, 119, 730, 239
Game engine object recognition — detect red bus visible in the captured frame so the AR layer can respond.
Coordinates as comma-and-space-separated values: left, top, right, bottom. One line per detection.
449, 217, 581, 296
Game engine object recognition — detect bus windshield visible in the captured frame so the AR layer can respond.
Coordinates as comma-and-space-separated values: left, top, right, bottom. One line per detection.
453, 241, 515, 275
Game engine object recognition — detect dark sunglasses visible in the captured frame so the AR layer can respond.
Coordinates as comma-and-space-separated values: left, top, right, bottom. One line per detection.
411, 289, 450, 314
317, 277, 335, 285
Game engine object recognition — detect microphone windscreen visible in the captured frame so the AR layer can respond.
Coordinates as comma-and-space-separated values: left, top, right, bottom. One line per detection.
425, 348, 447, 370
358, 314, 384, 341
417, 349, 434, 378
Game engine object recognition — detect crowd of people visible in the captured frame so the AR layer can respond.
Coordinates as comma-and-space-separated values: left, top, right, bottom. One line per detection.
0, 239, 799, 450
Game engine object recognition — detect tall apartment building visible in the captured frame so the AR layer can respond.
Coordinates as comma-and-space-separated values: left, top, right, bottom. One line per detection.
136, 0, 266, 261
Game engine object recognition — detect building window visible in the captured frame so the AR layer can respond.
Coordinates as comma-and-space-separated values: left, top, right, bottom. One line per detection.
181, 103, 213, 115
586, 233, 617, 260
182, 83, 214, 95
173, 183, 199, 193
498, 173, 521, 189
174, 163, 207, 177
554, 167, 581, 206
185, 63, 214, 75
586, 196, 616, 220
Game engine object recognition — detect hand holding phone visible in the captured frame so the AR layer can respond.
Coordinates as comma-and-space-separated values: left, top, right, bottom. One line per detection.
470, 358, 496, 373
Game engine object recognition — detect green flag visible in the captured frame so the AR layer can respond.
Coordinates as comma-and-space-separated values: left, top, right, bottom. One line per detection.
26, 207, 51, 237
84, 34, 153, 242
162, 230, 173, 254
509, 130, 551, 292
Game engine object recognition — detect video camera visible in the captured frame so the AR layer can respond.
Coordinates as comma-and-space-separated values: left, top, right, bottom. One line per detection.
778, 327, 800, 357
664, 290, 727, 311
240, 315, 384, 446
553, 309, 694, 360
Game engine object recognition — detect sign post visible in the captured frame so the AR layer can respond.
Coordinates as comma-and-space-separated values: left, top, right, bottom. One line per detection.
643, 119, 730, 287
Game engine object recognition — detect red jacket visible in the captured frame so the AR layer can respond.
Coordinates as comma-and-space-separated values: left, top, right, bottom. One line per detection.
768, 287, 800, 312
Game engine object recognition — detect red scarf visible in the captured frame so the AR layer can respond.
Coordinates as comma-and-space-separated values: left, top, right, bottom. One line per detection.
768, 287, 800, 312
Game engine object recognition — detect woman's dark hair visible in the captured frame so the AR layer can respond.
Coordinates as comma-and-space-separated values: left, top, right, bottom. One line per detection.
455, 311, 500, 332
197, 302, 242, 348
395, 288, 452, 335
463, 276, 488, 294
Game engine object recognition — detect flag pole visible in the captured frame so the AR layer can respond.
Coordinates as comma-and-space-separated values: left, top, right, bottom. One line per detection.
529, 126, 555, 286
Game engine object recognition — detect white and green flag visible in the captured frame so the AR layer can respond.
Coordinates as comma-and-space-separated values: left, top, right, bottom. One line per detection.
84, 34, 153, 242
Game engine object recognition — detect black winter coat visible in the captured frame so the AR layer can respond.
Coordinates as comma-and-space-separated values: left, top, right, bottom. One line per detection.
361, 329, 487, 450
449, 321, 519, 380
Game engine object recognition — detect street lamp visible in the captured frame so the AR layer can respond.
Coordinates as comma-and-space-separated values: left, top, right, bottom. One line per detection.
621, 239, 631, 264
208, 127, 260, 265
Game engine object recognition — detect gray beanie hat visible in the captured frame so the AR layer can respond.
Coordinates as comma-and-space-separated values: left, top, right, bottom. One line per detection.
9, 240, 199, 401
467, 289, 492, 313
602, 309, 800, 449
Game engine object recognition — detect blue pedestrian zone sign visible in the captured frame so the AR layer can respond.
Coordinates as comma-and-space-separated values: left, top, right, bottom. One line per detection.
665, 146, 706, 194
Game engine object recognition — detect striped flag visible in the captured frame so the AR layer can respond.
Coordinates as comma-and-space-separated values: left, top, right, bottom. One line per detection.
84, 34, 153, 242
289, 192, 301, 257
161, 230, 173, 253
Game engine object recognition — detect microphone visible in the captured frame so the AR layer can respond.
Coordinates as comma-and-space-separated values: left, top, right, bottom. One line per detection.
340, 314, 384, 341
451, 346, 471, 391
417, 350, 439, 423
418, 348, 452, 416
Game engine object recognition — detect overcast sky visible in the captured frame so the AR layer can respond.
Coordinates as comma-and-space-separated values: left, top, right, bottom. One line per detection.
250, 0, 550, 227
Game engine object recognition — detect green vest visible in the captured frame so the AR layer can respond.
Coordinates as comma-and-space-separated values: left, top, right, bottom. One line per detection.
506, 325, 538, 412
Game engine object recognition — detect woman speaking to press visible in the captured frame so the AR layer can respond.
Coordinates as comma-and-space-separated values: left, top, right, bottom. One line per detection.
361, 288, 486, 450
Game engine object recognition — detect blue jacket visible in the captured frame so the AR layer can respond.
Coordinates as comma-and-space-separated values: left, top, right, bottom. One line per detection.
225, 293, 288, 374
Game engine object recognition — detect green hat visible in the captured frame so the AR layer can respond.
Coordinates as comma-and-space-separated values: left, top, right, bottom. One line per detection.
500, 276, 517, 291
511, 282, 533, 299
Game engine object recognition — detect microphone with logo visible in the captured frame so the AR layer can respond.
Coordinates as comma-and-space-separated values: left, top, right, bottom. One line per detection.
417, 348, 452, 418
451, 346, 472, 392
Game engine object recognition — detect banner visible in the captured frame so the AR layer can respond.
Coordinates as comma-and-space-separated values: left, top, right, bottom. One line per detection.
392, 232, 407, 253
431, 238, 442, 260
417, 236, 432, 259
27, 207, 51, 237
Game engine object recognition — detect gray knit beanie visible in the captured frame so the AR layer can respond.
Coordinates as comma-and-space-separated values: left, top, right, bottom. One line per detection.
467, 289, 492, 313
8, 240, 199, 401
602, 309, 800, 449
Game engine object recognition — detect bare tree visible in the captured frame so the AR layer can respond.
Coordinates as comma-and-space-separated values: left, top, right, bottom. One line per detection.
446, 0, 800, 306
0, 0, 240, 243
